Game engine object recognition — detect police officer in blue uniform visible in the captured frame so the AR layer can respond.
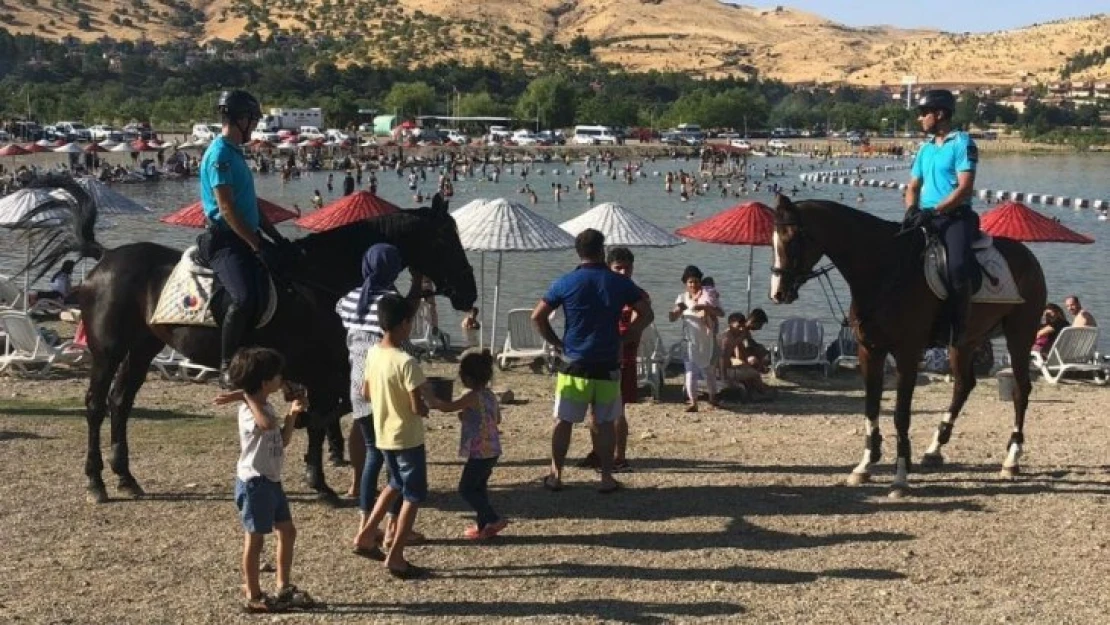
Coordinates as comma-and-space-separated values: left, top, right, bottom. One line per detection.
199, 90, 289, 387
904, 89, 980, 345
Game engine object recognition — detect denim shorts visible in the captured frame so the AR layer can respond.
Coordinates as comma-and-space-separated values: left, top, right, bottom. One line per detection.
383, 445, 428, 504
234, 476, 291, 534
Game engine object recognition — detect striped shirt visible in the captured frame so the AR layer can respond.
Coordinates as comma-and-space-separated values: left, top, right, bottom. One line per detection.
336, 287, 389, 335
336, 287, 421, 358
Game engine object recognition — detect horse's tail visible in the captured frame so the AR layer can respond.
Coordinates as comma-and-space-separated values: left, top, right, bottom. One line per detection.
18, 173, 104, 281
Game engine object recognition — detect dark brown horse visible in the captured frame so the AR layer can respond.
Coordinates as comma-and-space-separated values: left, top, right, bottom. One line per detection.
769, 195, 1046, 497
21, 180, 477, 504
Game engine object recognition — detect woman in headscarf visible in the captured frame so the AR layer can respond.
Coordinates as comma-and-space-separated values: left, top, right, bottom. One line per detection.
336, 243, 424, 551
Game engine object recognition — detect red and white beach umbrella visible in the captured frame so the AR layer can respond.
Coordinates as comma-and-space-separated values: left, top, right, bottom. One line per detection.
161, 198, 300, 228
293, 191, 400, 232
676, 201, 776, 310
980, 201, 1094, 244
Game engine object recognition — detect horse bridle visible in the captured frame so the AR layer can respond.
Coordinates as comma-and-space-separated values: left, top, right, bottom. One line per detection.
770, 214, 825, 291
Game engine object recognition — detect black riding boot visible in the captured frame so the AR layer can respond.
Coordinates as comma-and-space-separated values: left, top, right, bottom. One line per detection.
219, 303, 251, 389
948, 283, 973, 347
325, 418, 346, 466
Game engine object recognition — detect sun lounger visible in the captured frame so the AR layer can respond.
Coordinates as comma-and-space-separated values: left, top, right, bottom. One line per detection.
829, 324, 859, 372
0, 309, 87, 376
409, 301, 450, 359
772, 317, 828, 377
635, 324, 666, 400
1030, 326, 1105, 384
151, 347, 187, 380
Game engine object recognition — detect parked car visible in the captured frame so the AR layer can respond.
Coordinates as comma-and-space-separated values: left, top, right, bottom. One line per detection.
512, 130, 542, 146
0, 130, 8, 142
298, 126, 325, 140
89, 125, 114, 141
122, 123, 157, 140
537, 130, 565, 145
729, 139, 752, 149
357, 123, 373, 134
767, 139, 790, 150
325, 129, 350, 143
11, 121, 44, 141
251, 129, 280, 142
55, 121, 92, 142
191, 123, 221, 143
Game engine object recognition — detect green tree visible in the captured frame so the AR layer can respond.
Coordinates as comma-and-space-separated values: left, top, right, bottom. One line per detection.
383, 81, 436, 117
515, 75, 576, 129
568, 35, 591, 57
457, 91, 510, 117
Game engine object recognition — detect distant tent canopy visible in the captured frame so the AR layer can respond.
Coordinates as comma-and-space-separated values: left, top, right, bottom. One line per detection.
373, 115, 397, 137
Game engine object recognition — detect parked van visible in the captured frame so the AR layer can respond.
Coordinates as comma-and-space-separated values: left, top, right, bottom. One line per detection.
191, 123, 221, 142
573, 125, 618, 145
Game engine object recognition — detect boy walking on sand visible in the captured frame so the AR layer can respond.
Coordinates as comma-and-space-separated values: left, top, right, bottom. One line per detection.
223, 347, 315, 613
353, 294, 447, 579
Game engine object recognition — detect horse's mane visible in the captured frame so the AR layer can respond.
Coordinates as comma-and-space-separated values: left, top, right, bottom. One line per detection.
294, 208, 451, 255
16, 173, 104, 281
794, 199, 902, 235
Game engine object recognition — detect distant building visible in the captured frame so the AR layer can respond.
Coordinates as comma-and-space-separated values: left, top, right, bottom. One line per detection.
1095, 82, 1110, 100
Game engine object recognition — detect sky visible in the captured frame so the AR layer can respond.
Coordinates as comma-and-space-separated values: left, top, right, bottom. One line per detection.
743, 1, 1107, 32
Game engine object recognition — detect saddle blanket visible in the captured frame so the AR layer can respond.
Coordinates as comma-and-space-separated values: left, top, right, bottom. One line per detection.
925, 236, 1023, 304
150, 246, 277, 328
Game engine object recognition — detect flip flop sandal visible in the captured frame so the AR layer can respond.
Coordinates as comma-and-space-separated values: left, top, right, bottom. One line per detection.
598, 480, 623, 495
275, 584, 318, 609
541, 475, 564, 492
243, 594, 287, 614
352, 545, 386, 561
388, 563, 430, 580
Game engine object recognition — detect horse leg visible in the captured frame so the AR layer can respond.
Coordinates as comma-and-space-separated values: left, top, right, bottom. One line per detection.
1001, 320, 1035, 479
921, 345, 978, 468
302, 410, 341, 506
890, 350, 921, 498
107, 337, 163, 498
848, 346, 886, 486
85, 356, 122, 503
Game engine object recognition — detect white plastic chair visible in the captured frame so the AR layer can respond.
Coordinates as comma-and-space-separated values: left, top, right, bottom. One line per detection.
635, 324, 666, 400
772, 317, 828, 377
0, 309, 87, 376
1030, 326, 1104, 384
498, 308, 558, 372
0, 274, 65, 316
151, 346, 186, 380
829, 324, 859, 372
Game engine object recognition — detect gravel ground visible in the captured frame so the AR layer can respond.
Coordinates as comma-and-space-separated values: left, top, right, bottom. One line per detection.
1, 363, 1108, 624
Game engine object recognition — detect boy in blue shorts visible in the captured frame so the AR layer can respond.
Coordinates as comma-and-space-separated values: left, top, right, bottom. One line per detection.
223, 347, 315, 613
354, 294, 450, 579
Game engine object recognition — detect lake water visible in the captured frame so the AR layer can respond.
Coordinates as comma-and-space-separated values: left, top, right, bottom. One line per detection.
2, 152, 1108, 352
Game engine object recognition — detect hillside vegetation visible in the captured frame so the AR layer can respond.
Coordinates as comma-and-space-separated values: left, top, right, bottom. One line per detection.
0, 0, 1107, 84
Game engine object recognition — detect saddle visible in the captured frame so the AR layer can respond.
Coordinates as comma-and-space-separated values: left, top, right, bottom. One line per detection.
150, 246, 278, 328
923, 235, 1023, 304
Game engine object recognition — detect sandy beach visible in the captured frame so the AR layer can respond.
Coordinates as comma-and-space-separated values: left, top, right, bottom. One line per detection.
1, 359, 1108, 624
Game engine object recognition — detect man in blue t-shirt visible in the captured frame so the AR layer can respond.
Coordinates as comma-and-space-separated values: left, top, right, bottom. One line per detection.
904, 88, 980, 345
199, 90, 291, 387
532, 229, 653, 493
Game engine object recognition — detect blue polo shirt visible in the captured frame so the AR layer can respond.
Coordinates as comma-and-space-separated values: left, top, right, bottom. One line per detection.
543, 263, 646, 366
911, 131, 978, 210
199, 135, 260, 231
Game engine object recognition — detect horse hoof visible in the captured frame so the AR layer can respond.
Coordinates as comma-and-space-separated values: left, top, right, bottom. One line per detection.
87, 486, 109, 504
118, 479, 145, 498
1000, 465, 1020, 479
889, 485, 911, 499
847, 471, 871, 486
920, 453, 945, 469
315, 488, 342, 508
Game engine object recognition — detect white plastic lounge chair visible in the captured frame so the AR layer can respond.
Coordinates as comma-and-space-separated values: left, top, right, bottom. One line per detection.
498, 308, 558, 372
829, 324, 859, 372
772, 317, 828, 377
0, 274, 65, 316
635, 324, 667, 400
177, 358, 219, 382
0, 309, 87, 376
151, 347, 186, 380
1030, 326, 1105, 384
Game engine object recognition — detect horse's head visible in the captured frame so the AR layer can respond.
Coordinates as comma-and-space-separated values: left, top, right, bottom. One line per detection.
770, 194, 825, 304
409, 195, 477, 312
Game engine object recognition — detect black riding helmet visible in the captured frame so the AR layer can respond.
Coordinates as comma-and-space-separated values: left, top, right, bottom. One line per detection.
217, 90, 262, 122
916, 89, 956, 115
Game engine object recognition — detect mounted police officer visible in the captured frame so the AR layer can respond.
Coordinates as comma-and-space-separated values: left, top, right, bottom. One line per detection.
199, 89, 291, 388
904, 89, 980, 346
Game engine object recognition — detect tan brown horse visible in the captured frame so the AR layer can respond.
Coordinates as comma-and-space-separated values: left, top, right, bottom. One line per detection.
769, 195, 1046, 497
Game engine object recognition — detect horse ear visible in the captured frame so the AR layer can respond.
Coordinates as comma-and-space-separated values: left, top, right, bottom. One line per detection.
431, 193, 448, 214
774, 193, 795, 214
